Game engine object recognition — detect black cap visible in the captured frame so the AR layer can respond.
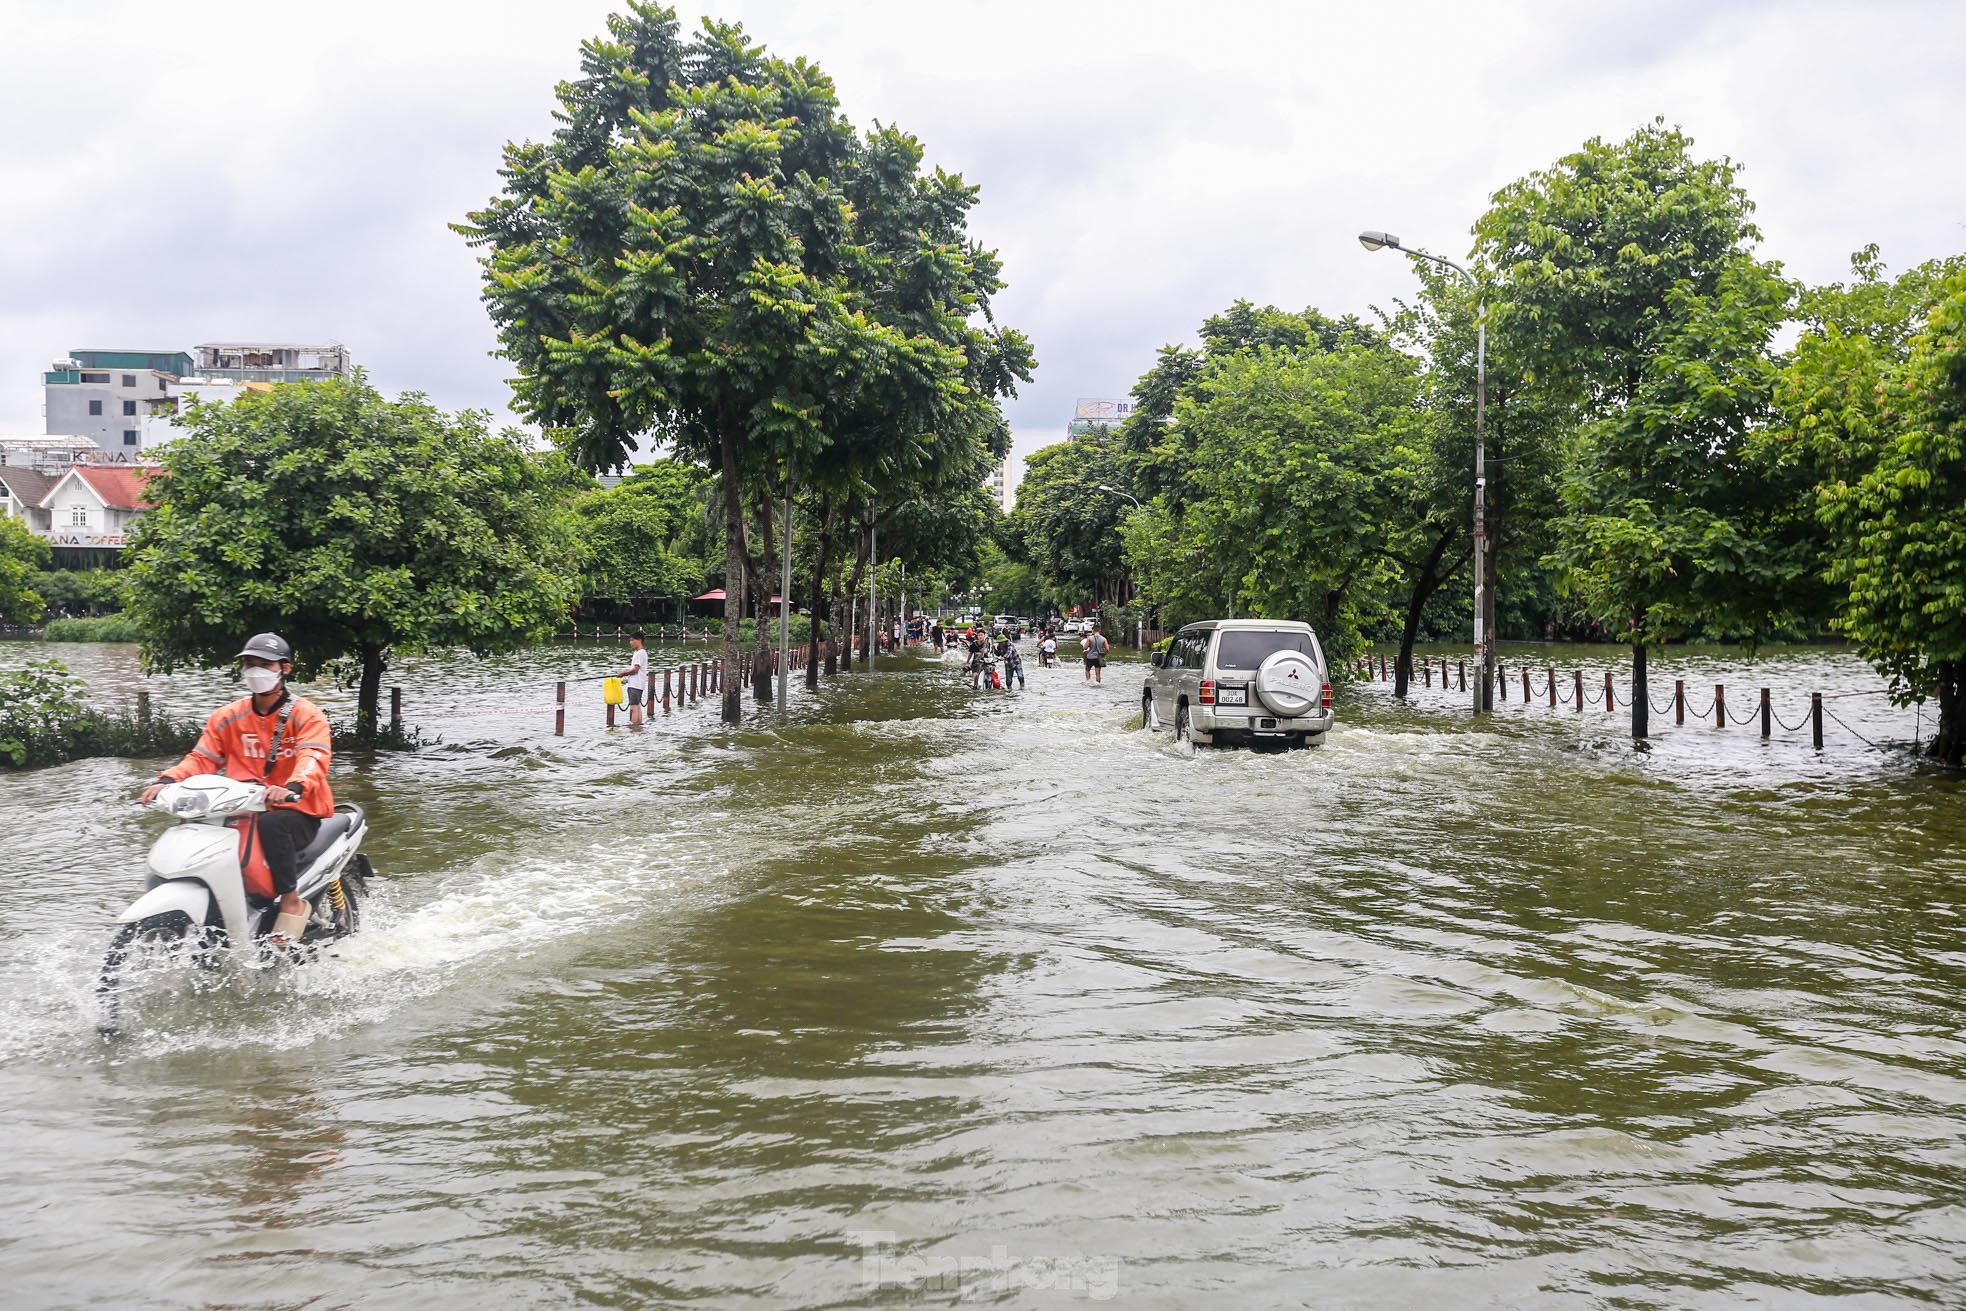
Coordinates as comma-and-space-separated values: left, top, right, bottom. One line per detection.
235, 632, 292, 662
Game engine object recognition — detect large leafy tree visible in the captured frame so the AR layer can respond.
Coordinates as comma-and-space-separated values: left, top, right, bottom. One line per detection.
459, 6, 1023, 721
0, 515, 51, 624
460, 5, 866, 723
123, 377, 581, 740
1476, 121, 1794, 735
1758, 246, 1966, 637
1132, 342, 1425, 654
1807, 266, 1966, 765
791, 122, 1031, 682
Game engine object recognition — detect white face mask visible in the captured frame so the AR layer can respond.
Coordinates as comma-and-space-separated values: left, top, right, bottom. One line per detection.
243, 666, 283, 695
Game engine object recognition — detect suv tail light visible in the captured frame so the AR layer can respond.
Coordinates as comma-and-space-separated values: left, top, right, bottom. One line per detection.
1198, 679, 1216, 705
1320, 681, 1333, 710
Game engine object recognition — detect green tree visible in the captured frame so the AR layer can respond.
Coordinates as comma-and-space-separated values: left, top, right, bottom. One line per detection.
123, 376, 581, 740
460, 6, 1022, 720
1153, 343, 1425, 655
1810, 266, 1966, 765
1010, 431, 1133, 613
461, 5, 866, 722
1477, 121, 1794, 735
1758, 246, 1966, 638
29, 567, 124, 618
791, 123, 1031, 683
0, 516, 52, 624
572, 460, 710, 610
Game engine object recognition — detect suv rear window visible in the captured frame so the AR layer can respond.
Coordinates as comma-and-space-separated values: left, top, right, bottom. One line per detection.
1213, 630, 1318, 671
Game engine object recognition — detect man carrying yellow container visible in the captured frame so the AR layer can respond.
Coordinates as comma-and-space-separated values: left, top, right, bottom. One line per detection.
614, 631, 649, 725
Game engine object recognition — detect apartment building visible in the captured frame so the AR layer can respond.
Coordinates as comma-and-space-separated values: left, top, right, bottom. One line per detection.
42, 348, 193, 456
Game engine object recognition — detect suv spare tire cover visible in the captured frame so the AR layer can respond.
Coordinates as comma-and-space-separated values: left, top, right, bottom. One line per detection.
1254, 649, 1321, 717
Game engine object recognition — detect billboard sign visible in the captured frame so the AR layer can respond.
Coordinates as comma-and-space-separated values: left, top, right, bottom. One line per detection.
1070, 398, 1138, 435
1073, 398, 1137, 423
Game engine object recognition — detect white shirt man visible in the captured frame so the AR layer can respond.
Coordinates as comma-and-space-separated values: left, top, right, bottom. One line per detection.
618, 632, 650, 725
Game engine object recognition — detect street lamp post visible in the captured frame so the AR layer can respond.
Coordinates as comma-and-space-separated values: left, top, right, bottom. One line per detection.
1358, 230, 1492, 713
1095, 484, 1145, 648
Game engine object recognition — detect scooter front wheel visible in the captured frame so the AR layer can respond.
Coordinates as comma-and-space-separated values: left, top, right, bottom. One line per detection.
97, 910, 204, 1033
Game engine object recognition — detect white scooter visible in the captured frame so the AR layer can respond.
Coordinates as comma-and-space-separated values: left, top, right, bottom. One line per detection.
99, 775, 373, 1023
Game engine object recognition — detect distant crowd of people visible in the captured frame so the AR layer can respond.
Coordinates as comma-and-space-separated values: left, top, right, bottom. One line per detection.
925, 618, 1109, 691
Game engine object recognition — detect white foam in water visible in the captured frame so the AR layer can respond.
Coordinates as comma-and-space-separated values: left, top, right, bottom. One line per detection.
1, 826, 712, 1062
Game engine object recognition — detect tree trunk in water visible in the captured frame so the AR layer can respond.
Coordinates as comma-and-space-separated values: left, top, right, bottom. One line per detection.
718, 430, 745, 725
1631, 641, 1649, 740
806, 502, 836, 690
751, 493, 776, 704
824, 595, 840, 676
1393, 528, 1462, 700
1930, 659, 1962, 768
843, 520, 870, 673
356, 642, 386, 744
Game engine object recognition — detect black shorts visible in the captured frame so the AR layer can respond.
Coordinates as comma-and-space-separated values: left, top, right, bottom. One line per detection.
1084, 655, 1104, 668
626, 686, 644, 706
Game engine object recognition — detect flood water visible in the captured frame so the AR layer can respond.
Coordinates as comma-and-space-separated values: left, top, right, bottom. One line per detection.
2, 638, 1962, 1308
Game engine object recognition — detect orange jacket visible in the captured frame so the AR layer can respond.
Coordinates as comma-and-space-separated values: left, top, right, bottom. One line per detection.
161, 692, 335, 819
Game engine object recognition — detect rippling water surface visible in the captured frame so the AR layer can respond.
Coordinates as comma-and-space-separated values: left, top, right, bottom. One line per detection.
2, 639, 1962, 1308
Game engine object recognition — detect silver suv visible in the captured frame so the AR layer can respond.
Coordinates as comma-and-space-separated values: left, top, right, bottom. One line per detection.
1143, 619, 1333, 748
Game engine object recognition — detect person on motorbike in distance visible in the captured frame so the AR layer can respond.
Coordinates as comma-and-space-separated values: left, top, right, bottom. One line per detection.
139, 633, 336, 942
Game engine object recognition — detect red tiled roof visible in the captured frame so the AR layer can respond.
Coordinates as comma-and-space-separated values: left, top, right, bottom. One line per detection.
44, 464, 162, 511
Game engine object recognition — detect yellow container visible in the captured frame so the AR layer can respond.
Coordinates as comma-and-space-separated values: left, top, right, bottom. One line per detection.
602, 677, 625, 706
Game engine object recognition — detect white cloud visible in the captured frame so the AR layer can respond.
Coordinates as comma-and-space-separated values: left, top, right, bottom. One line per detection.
2, 0, 1961, 471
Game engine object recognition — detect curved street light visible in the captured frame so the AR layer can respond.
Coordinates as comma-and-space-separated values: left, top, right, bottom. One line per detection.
1359, 228, 1492, 713
1095, 484, 1145, 645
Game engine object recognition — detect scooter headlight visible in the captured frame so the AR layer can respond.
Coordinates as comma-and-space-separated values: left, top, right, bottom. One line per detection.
167, 791, 212, 818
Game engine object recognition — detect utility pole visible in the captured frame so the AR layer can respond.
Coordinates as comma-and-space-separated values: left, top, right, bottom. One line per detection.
1359, 229, 1493, 712
778, 485, 792, 706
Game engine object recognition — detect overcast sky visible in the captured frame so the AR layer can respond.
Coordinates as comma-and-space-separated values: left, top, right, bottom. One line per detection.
4, 0, 1963, 490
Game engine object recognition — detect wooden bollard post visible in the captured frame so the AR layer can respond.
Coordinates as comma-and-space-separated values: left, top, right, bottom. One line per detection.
1811, 692, 1824, 749
1604, 671, 1614, 712
555, 680, 566, 736
1715, 684, 1726, 729
1496, 661, 1506, 702
390, 686, 402, 736
663, 667, 672, 713
1674, 679, 1685, 725
691, 662, 700, 701
1424, 661, 1432, 688
1522, 666, 1531, 702
1458, 660, 1466, 692
1760, 687, 1772, 738
1573, 669, 1584, 711
1547, 667, 1556, 707
137, 688, 150, 723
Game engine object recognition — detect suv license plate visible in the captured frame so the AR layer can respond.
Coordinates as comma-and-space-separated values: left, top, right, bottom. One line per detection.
1216, 687, 1247, 705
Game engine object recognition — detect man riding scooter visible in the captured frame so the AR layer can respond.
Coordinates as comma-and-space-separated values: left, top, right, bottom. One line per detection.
138, 633, 335, 944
